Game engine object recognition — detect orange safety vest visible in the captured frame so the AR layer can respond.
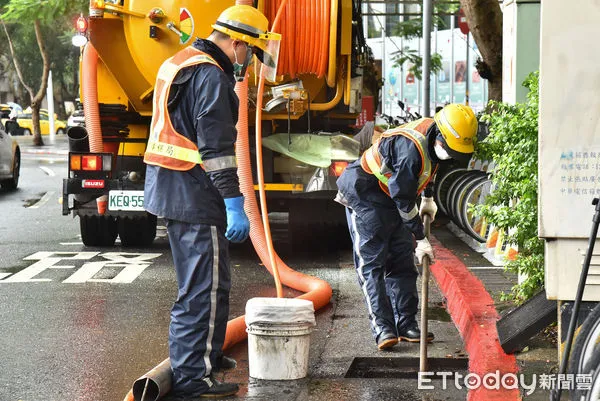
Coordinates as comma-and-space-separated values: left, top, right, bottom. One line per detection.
360, 118, 438, 196
144, 47, 223, 171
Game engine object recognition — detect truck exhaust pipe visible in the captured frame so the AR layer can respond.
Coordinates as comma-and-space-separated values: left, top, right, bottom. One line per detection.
67, 126, 90, 152
67, 126, 97, 205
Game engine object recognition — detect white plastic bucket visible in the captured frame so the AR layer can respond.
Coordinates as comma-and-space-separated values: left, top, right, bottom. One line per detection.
245, 297, 316, 380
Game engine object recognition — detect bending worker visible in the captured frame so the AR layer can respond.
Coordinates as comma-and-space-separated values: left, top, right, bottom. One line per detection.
143, 5, 280, 399
335, 104, 478, 350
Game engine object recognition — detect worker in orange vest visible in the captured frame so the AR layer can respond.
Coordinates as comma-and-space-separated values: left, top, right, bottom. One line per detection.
335, 104, 478, 350
144, 5, 280, 399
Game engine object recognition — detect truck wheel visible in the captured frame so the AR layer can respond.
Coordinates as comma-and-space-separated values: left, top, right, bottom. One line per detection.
118, 214, 157, 247
80, 215, 118, 246
571, 343, 600, 401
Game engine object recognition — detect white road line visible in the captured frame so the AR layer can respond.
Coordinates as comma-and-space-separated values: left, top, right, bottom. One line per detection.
0, 273, 11, 280
29, 191, 55, 209
39, 166, 55, 176
61, 238, 122, 246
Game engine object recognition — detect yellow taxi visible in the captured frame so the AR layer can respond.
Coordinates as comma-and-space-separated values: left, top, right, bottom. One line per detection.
16, 109, 67, 136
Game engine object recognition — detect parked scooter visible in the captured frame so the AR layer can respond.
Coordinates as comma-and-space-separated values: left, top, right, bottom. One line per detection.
378, 101, 422, 128
397, 100, 421, 122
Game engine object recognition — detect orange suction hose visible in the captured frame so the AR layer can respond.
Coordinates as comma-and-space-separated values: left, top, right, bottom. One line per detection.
82, 42, 108, 215
82, 43, 102, 153
241, 0, 332, 312
229, 0, 332, 347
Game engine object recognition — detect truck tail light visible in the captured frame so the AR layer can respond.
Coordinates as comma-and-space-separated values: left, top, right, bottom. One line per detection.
330, 161, 349, 177
82, 155, 101, 170
69, 153, 112, 172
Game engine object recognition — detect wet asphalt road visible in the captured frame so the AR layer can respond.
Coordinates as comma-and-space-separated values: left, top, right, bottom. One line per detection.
0, 140, 555, 401
0, 150, 352, 401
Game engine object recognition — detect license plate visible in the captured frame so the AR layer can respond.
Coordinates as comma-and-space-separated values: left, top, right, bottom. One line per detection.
108, 190, 145, 211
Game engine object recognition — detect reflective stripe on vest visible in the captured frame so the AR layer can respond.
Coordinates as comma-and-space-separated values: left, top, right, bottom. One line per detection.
144, 48, 226, 171
360, 118, 437, 196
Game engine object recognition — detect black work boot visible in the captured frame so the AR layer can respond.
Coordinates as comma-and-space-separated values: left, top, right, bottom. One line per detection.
214, 355, 237, 372
199, 375, 239, 398
377, 331, 399, 350
397, 324, 434, 343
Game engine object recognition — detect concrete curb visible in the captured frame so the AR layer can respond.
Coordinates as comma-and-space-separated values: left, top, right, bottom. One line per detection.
429, 235, 521, 401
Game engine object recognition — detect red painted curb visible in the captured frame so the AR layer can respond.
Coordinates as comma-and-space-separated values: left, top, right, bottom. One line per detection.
429, 235, 521, 401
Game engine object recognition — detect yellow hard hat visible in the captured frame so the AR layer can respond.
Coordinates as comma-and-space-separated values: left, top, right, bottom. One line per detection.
433, 103, 478, 155
212, 5, 281, 80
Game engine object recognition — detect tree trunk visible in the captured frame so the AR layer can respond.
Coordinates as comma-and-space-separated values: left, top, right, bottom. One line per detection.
0, 20, 39, 143
459, 0, 503, 102
16, 85, 28, 108
56, 78, 67, 118
31, 20, 51, 146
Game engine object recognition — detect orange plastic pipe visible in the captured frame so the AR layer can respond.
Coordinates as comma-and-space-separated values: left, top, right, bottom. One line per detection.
245, 0, 333, 309
82, 43, 103, 154
264, 0, 335, 78
82, 42, 108, 214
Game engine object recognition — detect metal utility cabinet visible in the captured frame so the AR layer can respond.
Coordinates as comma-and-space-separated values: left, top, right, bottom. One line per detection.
539, 0, 600, 301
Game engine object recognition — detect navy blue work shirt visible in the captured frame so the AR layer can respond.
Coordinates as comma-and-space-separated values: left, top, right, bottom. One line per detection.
336, 124, 442, 240
144, 38, 242, 227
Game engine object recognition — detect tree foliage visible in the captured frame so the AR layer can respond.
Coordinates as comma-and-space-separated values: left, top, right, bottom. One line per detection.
474, 72, 542, 301
389, 3, 459, 80
2, 0, 85, 22
0, 0, 87, 145
391, 50, 442, 81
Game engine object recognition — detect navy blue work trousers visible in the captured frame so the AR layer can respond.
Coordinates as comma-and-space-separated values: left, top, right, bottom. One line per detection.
166, 219, 230, 396
345, 207, 419, 342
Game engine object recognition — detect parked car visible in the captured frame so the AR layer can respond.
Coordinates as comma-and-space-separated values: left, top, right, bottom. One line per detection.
16, 109, 67, 136
0, 123, 20, 189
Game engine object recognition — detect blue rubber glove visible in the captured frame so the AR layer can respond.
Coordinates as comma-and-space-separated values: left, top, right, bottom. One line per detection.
224, 196, 250, 243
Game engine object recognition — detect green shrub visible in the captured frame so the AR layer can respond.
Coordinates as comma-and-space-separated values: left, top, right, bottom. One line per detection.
474, 71, 543, 302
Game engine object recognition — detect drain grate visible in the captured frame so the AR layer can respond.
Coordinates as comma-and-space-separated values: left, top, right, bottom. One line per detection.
345, 357, 469, 379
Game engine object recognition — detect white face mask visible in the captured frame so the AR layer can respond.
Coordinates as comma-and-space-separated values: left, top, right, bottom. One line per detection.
232, 43, 253, 82
434, 143, 452, 160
